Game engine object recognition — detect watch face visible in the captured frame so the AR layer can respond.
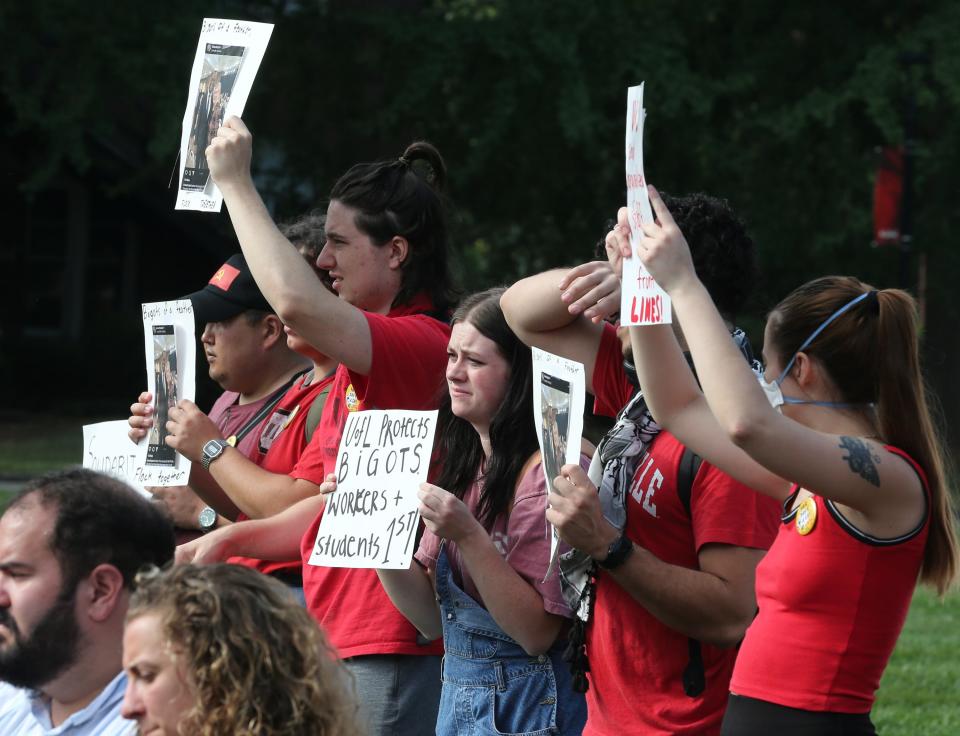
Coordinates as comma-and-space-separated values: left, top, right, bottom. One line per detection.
199, 506, 217, 530
203, 440, 224, 459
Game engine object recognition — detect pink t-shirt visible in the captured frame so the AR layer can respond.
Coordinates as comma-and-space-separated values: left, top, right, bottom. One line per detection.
207, 390, 272, 465
415, 458, 589, 618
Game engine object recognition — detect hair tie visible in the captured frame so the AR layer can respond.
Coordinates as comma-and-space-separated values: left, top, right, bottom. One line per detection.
865, 289, 880, 315
397, 155, 410, 168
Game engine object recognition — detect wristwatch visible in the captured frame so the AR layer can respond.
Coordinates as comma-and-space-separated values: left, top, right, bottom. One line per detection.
597, 532, 634, 570
198, 506, 218, 533
200, 438, 229, 471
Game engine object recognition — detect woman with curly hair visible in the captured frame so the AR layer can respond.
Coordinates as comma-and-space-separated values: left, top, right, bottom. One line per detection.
120, 564, 363, 736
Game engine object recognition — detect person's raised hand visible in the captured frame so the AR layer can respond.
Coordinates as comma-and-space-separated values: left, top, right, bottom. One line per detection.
635, 186, 698, 294
603, 206, 633, 276
417, 483, 482, 544
165, 400, 222, 463
205, 116, 253, 191
546, 463, 618, 559
128, 391, 154, 445
558, 261, 621, 324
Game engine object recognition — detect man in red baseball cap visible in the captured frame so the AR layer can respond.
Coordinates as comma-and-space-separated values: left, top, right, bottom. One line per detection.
133, 252, 310, 538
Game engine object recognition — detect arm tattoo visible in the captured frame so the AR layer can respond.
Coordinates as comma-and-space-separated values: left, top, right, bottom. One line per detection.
838, 436, 880, 487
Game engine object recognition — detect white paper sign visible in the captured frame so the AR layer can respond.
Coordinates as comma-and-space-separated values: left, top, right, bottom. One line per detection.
620, 83, 672, 325
176, 18, 274, 213
309, 410, 438, 569
82, 420, 150, 498
136, 300, 196, 486
532, 348, 585, 579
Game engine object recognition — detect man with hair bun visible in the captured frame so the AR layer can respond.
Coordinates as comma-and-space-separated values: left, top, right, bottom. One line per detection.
176, 119, 455, 735
0, 468, 174, 735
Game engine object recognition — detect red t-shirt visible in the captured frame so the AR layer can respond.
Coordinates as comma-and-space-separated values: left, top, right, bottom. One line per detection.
228, 371, 335, 576
730, 448, 930, 713
584, 324, 779, 736
293, 295, 450, 658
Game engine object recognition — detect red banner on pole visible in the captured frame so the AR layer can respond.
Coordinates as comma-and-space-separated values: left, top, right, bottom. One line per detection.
873, 147, 903, 246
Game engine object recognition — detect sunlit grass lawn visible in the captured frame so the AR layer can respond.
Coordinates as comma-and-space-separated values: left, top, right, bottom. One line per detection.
873, 586, 960, 734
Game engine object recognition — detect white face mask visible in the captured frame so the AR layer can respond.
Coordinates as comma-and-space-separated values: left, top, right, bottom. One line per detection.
753, 363, 784, 412
757, 290, 875, 412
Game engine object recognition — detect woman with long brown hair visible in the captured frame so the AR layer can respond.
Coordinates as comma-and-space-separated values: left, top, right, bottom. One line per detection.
596, 187, 957, 734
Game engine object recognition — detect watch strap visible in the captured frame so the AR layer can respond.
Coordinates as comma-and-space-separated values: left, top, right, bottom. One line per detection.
198, 506, 218, 533
597, 532, 634, 570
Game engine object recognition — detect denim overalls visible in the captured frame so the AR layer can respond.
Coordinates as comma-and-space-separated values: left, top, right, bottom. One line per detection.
434, 545, 587, 736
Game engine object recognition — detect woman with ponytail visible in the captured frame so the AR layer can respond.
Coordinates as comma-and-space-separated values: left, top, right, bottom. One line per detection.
177, 121, 456, 735
598, 188, 957, 735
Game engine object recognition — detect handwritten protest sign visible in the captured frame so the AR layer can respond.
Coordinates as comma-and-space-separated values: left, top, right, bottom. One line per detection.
136, 300, 196, 486
308, 410, 438, 569
176, 18, 274, 213
532, 348, 585, 580
620, 83, 672, 325
82, 420, 150, 498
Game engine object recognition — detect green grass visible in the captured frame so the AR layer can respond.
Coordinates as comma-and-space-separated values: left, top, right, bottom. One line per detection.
0, 415, 90, 477
873, 586, 960, 734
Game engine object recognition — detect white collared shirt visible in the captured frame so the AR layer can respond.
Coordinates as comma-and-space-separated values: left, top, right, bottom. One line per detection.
0, 671, 135, 735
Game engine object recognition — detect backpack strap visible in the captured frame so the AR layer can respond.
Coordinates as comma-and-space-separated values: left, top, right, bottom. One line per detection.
303, 373, 336, 444
677, 445, 706, 698
676, 446, 702, 518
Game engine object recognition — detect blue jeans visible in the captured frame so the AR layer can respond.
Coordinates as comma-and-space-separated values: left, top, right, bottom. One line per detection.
343, 653, 442, 736
435, 546, 587, 736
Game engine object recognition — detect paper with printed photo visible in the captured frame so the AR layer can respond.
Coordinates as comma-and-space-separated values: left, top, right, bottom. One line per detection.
176, 18, 274, 212
532, 348, 585, 580
620, 83, 672, 325
136, 300, 196, 486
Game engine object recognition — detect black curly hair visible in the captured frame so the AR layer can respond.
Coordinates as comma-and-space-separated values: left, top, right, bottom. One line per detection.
596, 192, 757, 319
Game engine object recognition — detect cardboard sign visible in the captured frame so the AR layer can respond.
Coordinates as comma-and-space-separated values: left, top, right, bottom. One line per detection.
532, 348, 586, 579
136, 300, 196, 486
176, 18, 274, 212
82, 420, 150, 498
308, 410, 438, 569
620, 83, 672, 325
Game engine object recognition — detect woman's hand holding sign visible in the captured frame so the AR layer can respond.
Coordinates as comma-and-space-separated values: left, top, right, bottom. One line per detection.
417, 483, 484, 546
633, 186, 699, 296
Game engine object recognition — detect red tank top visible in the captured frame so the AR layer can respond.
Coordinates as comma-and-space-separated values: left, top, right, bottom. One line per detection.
730, 446, 930, 713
